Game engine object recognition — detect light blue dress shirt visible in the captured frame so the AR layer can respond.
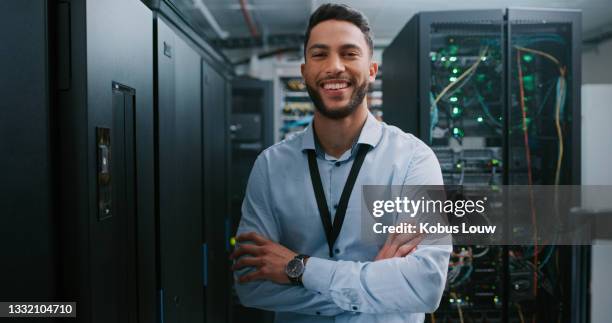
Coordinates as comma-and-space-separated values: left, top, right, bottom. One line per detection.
235, 112, 451, 323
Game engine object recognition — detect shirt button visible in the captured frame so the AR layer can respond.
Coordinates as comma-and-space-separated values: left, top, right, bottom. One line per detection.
333, 204, 338, 209
352, 305, 358, 311
316, 311, 321, 315
334, 248, 340, 254
335, 162, 341, 167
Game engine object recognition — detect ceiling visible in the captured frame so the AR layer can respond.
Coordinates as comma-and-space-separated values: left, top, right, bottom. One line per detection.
171, 0, 612, 60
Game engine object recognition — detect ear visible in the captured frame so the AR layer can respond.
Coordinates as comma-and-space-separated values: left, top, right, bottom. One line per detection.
369, 61, 378, 83
300, 63, 305, 78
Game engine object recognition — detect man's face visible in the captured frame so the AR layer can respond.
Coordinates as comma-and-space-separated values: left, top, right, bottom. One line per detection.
301, 20, 378, 119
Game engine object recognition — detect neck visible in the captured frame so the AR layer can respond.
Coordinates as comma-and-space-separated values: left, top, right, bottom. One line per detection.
313, 106, 368, 158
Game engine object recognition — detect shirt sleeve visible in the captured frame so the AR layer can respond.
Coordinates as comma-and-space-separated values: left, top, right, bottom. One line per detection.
233, 154, 346, 316
301, 143, 452, 314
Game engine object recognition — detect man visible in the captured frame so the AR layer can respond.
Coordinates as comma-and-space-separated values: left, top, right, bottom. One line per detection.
231, 3, 451, 322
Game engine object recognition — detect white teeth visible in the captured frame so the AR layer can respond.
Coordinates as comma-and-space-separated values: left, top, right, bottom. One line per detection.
323, 82, 348, 90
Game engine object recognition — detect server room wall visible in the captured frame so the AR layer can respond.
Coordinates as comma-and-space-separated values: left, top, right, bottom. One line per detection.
0, 0, 57, 302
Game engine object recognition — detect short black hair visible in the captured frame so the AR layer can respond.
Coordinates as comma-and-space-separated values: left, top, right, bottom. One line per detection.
304, 3, 374, 58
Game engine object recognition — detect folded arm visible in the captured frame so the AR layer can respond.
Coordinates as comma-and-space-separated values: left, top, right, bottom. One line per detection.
233, 156, 345, 316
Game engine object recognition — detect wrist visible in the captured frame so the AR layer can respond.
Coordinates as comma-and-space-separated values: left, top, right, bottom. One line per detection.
285, 254, 309, 286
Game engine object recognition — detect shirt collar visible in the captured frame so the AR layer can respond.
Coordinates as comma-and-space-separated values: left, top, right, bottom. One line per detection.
301, 111, 383, 152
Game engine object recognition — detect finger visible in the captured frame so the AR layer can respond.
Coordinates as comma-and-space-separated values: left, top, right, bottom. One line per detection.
236, 232, 269, 245
231, 257, 262, 271
384, 232, 398, 245
393, 244, 416, 258
230, 244, 261, 259
393, 235, 424, 258
375, 244, 396, 261
237, 270, 264, 284
392, 232, 423, 247
374, 249, 388, 261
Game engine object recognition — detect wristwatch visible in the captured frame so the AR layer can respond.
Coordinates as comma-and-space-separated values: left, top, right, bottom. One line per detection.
285, 254, 309, 285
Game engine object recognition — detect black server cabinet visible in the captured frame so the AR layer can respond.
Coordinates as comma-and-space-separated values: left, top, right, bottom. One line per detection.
154, 4, 233, 322
383, 9, 582, 323
202, 60, 232, 323
228, 78, 275, 323
53, 0, 157, 322
0, 0, 58, 302
156, 16, 205, 323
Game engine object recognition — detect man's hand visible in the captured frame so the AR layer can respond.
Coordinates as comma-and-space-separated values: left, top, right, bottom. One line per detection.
230, 232, 297, 284
374, 232, 423, 261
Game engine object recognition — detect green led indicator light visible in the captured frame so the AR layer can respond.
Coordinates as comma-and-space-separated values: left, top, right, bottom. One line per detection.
491, 159, 500, 166
452, 127, 464, 137
452, 68, 459, 74
523, 54, 533, 63
449, 76, 458, 82
523, 75, 535, 91
450, 96, 458, 102
456, 163, 462, 169
477, 116, 484, 123
452, 107, 461, 115
230, 237, 236, 247
441, 57, 447, 62
449, 56, 457, 62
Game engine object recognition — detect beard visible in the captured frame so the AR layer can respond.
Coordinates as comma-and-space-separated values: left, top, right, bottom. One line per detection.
305, 77, 369, 120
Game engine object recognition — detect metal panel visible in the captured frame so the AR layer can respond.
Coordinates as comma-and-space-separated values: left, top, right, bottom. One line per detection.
56, 0, 156, 322
157, 16, 205, 323
0, 0, 57, 302
202, 58, 232, 323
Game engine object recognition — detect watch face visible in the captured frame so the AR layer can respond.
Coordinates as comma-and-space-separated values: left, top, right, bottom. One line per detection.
285, 258, 304, 278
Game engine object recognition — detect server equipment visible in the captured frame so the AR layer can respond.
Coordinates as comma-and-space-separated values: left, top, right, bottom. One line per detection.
153, 2, 234, 322
1, 0, 233, 322
383, 9, 583, 323
229, 78, 275, 323
52, 1, 156, 321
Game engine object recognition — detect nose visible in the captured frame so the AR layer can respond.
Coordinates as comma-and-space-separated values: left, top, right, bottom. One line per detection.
323, 53, 345, 76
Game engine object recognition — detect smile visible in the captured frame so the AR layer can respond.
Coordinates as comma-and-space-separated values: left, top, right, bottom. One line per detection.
320, 79, 352, 91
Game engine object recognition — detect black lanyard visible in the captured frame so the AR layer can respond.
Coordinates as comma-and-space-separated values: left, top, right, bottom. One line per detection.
307, 144, 370, 257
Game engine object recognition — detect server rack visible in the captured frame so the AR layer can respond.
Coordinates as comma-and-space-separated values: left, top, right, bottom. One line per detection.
156, 15, 206, 323
2, 0, 234, 322
383, 8, 583, 323
229, 78, 275, 323
0, 0, 58, 304
54, 0, 157, 321
153, 1, 234, 322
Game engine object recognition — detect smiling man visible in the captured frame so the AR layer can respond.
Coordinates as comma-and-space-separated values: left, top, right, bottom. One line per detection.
231, 3, 451, 322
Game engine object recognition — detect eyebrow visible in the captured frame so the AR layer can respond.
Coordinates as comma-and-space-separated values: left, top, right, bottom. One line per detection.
307, 43, 364, 54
